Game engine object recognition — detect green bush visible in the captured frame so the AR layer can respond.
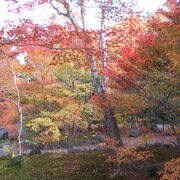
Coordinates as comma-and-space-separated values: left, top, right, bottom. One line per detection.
26, 117, 61, 145
10, 154, 23, 166
21, 95, 44, 105
115, 113, 129, 126
40, 110, 53, 118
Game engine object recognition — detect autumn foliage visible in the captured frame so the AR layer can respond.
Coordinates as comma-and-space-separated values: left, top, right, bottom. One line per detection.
159, 158, 180, 180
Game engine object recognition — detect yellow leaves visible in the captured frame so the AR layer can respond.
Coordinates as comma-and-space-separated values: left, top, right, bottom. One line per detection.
26, 117, 61, 145
50, 103, 103, 137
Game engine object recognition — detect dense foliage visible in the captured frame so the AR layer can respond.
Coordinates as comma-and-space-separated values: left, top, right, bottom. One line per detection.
0, 0, 179, 178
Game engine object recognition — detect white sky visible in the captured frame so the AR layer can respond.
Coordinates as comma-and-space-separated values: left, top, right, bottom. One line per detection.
0, 0, 167, 29
137, 0, 167, 12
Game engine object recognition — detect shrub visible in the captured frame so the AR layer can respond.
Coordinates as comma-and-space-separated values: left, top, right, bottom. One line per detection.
159, 158, 180, 180
114, 113, 129, 126
53, 104, 87, 137
108, 147, 154, 165
106, 138, 154, 165
41, 99, 61, 112
26, 117, 61, 145
1, 143, 23, 166
10, 154, 23, 166
40, 111, 53, 118
53, 103, 103, 138
21, 95, 44, 105
73, 83, 93, 101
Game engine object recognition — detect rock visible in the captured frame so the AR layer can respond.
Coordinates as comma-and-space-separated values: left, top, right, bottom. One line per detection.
129, 129, 141, 137
91, 120, 100, 125
29, 147, 41, 155
0, 97, 5, 102
0, 127, 9, 140
94, 145, 105, 151
96, 134, 104, 142
29, 144, 41, 155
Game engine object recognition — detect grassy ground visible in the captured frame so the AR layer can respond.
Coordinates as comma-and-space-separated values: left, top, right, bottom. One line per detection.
0, 152, 109, 180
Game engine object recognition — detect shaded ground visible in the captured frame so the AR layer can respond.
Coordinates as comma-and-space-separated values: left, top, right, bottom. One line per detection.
0, 152, 109, 180
0, 144, 179, 180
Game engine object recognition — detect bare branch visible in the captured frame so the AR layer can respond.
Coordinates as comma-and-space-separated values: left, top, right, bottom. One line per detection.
0, 40, 99, 51
50, 0, 81, 32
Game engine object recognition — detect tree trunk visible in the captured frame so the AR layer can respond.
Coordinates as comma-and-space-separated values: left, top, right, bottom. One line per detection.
90, 56, 123, 143
100, 7, 108, 91
99, 8, 123, 144
170, 120, 176, 134
79, 0, 86, 30
104, 108, 123, 145
90, 56, 104, 93
162, 122, 165, 134
1, 50, 23, 155
9, 61, 23, 155
129, 114, 137, 129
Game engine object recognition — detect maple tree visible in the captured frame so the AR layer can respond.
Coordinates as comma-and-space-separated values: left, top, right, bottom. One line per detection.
139, 0, 180, 137
107, 0, 179, 133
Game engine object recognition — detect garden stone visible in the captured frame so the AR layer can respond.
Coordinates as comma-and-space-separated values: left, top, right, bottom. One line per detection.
29, 146, 41, 155
0, 127, 9, 140
96, 134, 104, 142
0, 97, 5, 102
91, 120, 100, 125
94, 145, 105, 151
29, 144, 41, 155
129, 129, 141, 137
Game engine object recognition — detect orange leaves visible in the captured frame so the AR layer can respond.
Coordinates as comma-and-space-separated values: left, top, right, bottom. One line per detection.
159, 158, 180, 180
90, 94, 109, 109
106, 138, 154, 165
108, 15, 148, 51
0, 102, 18, 134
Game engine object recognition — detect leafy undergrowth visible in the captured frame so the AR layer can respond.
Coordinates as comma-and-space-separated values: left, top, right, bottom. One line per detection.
107, 143, 180, 180
0, 152, 109, 180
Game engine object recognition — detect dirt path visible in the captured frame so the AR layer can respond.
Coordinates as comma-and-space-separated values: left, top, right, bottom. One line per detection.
0, 135, 177, 157
123, 135, 177, 146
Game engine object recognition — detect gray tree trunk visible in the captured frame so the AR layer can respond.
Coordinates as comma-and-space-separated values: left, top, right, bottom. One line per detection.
104, 108, 123, 145
129, 114, 137, 129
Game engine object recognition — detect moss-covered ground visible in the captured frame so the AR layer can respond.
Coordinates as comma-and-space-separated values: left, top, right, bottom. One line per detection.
0, 152, 109, 180
0, 145, 179, 180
